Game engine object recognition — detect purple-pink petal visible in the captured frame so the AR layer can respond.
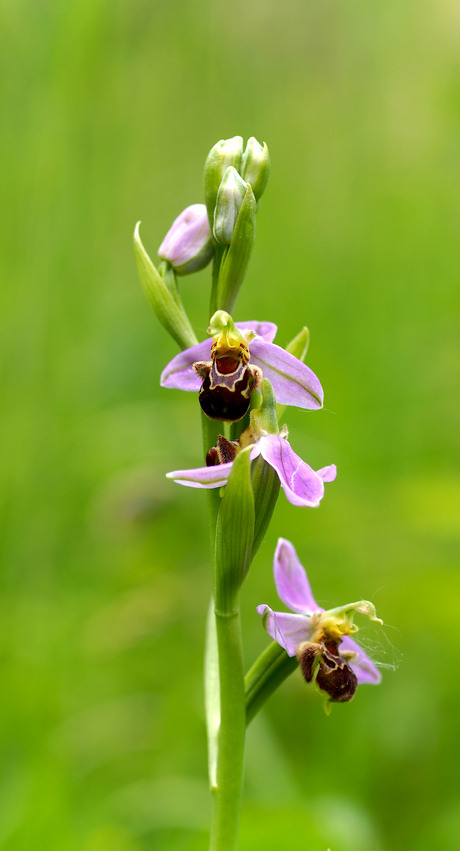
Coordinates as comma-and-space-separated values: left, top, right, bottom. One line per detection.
340, 635, 382, 685
258, 435, 325, 507
158, 204, 211, 268
316, 465, 337, 483
256, 605, 314, 656
160, 321, 278, 391
165, 461, 233, 488
249, 338, 323, 409
273, 538, 321, 615
161, 338, 212, 391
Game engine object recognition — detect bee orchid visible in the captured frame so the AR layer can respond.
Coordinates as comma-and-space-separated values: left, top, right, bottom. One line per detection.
160, 311, 323, 421
166, 379, 336, 508
257, 538, 382, 703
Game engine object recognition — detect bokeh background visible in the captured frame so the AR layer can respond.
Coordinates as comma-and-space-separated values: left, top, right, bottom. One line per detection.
1, 1, 460, 849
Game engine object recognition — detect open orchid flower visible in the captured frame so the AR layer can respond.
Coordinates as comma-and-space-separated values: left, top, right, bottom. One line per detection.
166, 378, 336, 507
257, 538, 382, 702
160, 312, 323, 411
166, 432, 336, 508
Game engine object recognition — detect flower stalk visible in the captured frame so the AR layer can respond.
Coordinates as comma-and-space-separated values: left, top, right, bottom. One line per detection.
245, 640, 298, 725
210, 607, 245, 851
207, 447, 254, 849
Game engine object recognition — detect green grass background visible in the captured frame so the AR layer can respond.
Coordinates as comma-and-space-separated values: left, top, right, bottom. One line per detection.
1, 1, 460, 848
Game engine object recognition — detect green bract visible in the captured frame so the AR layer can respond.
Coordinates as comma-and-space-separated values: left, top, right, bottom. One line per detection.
247, 378, 279, 438
214, 446, 254, 613
134, 223, 198, 351
215, 185, 256, 314
286, 325, 310, 361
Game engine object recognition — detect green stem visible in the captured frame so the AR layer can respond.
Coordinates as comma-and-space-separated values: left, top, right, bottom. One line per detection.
202, 412, 222, 538
205, 599, 220, 790
245, 641, 298, 725
204, 233, 252, 845
210, 243, 226, 316
210, 606, 246, 851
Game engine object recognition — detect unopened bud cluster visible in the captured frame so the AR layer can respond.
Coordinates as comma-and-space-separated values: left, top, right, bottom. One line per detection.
204, 136, 270, 246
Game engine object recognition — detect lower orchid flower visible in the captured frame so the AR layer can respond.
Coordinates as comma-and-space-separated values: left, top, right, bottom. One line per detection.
166, 379, 337, 508
160, 310, 323, 421
257, 538, 382, 705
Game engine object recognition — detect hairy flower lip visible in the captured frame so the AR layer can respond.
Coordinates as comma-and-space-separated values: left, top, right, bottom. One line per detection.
256, 538, 382, 686
160, 320, 323, 409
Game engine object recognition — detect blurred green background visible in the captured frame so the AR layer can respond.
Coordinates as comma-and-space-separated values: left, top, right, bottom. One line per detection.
1, 0, 460, 848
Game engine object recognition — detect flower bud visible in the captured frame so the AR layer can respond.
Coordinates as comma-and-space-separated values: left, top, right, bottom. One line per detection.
240, 137, 270, 202
158, 204, 213, 276
204, 136, 244, 226
213, 167, 248, 245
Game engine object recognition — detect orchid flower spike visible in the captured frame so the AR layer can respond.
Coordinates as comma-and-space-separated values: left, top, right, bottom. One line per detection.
257, 539, 383, 706
160, 311, 323, 422
166, 379, 337, 508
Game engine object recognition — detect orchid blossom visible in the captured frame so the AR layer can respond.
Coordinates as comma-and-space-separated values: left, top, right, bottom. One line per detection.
257, 538, 382, 702
166, 434, 336, 507
166, 379, 336, 508
160, 312, 323, 411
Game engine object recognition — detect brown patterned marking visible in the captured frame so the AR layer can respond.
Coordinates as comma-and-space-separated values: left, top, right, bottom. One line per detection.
206, 435, 240, 467
298, 639, 358, 703
298, 642, 323, 682
315, 646, 358, 703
